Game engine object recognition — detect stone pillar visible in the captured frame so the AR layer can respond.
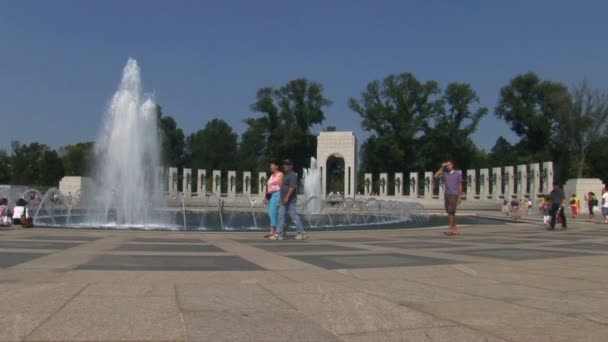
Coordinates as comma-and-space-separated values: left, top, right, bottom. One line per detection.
409, 172, 418, 198
197, 169, 206, 197
424, 171, 433, 200
504, 166, 514, 200
158, 167, 165, 193
516, 164, 527, 200
258, 172, 268, 195
394, 173, 403, 197
465, 170, 475, 199
227, 171, 237, 197
169, 167, 178, 197
492, 167, 503, 201
242, 171, 252, 196
564, 178, 604, 215
212, 170, 222, 195
364, 173, 372, 196
529, 163, 540, 199
479, 168, 489, 201
379, 173, 388, 197
542, 161, 554, 192
345, 161, 356, 198
183, 168, 192, 198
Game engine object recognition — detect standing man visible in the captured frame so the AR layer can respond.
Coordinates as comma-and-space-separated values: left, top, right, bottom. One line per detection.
271, 159, 308, 240
548, 183, 567, 230
434, 161, 463, 236
602, 188, 608, 223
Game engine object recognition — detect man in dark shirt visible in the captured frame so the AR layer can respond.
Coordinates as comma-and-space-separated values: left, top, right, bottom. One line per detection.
434, 160, 463, 236
548, 183, 567, 230
271, 159, 307, 240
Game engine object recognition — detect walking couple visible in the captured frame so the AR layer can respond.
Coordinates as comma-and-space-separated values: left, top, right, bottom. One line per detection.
264, 159, 308, 241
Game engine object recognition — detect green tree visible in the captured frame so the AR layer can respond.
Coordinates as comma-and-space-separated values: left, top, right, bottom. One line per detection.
245, 78, 332, 174
421, 82, 488, 170
59, 142, 94, 176
349, 72, 442, 173
495, 72, 569, 160
487, 137, 520, 166
156, 105, 185, 167
558, 81, 608, 177
10, 141, 64, 186
187, 118, 238, 171
38, 150, 64, 186
0, 150, 10, 184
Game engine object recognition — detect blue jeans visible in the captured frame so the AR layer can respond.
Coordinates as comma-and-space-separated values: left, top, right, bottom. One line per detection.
276, 201, 305, 236
267, 192, 280, 227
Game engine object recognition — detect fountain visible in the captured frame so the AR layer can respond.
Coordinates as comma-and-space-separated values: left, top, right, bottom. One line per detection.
303, 157, 322, 214
31, 59, 432, 231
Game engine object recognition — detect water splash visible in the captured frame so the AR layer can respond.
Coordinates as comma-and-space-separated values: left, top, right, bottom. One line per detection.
88, 58, 165, 227
303, 157, 322, 214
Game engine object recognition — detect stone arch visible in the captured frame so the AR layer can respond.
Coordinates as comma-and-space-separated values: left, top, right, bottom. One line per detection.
316, 132, 357, 198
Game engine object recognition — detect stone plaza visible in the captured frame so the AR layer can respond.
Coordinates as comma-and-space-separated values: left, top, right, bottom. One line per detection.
2, 214, 608, 341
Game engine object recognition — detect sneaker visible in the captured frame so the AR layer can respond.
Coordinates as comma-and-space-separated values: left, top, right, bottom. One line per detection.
295, 234, 308, 240
269, 235, 284, 240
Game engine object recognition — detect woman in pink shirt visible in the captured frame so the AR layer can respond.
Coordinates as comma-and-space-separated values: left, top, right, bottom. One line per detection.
264, 161, 283, 238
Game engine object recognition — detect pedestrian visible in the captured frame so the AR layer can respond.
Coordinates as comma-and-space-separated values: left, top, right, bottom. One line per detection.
0, 198, 9, 226
264, 161, 283, 238
602, 189, 608, 224
584, 192, 598, 221
270, 159, 308, 240
569, 194, 580, 219
548, 183, 567, 230
526, 198, 533, 215
12, 198, 28, 226
434, 160, 463, 236
540, 195, 551, 226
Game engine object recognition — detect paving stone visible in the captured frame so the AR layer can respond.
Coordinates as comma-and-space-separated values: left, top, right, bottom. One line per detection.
177, 284, 293, 312
0, 282, 87, 341
412, 298, 608, 342
341, 325, 508, 342
547, 242, 608, 251
0, 252, 49, 268
77, 254, 264, 271
444, 247, 596, 260
252, 243, 365, 253
24, 295, 184, 341
183, 310, 339, 342
514, 235, 587, 241
264, 282, 451, 335
324, 237, 393, 243
129, 237, 205, 243
458, 238, 550, 244
22, 235, 102, 241
363, 241, 473, 248
0, 240, 82, 250
113, 242, 225, 252
289, 253, 460, 269
513, 292, 608, 314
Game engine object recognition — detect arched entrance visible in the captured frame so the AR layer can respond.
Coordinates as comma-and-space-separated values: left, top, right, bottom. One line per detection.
326, 154, 345, 194
316, 132, 357, 198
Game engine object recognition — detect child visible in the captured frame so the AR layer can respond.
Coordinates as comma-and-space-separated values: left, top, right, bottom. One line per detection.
570, 194, 580, 219
540, 195, 551, 226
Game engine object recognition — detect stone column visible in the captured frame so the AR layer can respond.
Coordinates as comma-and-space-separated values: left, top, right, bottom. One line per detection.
183, 168, 192, 198
516, 164, 527, 200
345, 161, 356, 198
197, 169, 206, 197
564, 178, 604, 215
529, 163, 540, 199
504, 166, 514, 200
364, 173, 372, 196
424, 171, 433, 200
227, 171, 237, 197
479, 168, 489, 200
542, 161, 554, 192
492, 167, 503, 201
409, 172, 418, 198
394, 173, 403, 197
242, 171, 252, 196
379, 173, 388, 197
212, 170, 222, 195
158, 167, 165, 193
258, 172, 268, 195
465, 170, 476, 200
169, 167, 178, 197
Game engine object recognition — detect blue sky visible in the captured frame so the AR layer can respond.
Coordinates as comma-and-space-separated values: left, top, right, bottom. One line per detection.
1, 0, 607, 153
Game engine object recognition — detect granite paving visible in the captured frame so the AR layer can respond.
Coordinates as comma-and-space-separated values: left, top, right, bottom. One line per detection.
2, 218, 608, 341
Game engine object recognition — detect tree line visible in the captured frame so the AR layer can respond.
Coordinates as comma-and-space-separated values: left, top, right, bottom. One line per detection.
1, 71, 607, 191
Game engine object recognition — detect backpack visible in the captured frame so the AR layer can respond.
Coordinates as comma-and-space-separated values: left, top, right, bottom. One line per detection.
570, 199, 576, 205
593, 197, 599, 206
